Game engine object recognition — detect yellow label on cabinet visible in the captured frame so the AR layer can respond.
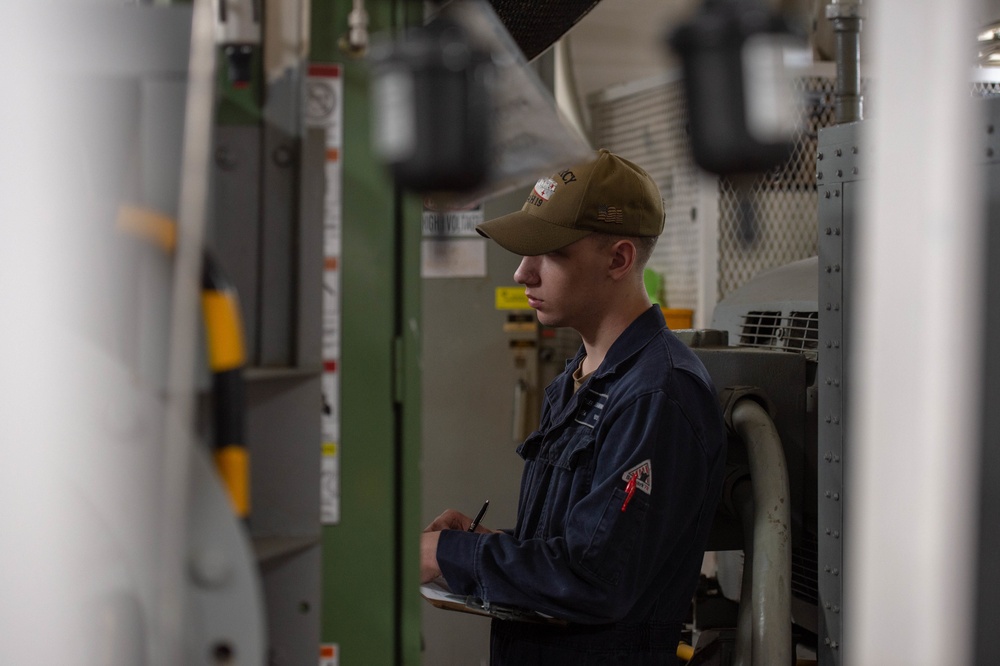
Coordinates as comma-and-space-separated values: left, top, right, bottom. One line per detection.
495, 286, 530, 310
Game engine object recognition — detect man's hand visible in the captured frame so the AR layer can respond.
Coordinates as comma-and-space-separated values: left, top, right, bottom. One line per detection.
424, 509, 470, 532
424, 508, 494, 533
420, 531, 442, 583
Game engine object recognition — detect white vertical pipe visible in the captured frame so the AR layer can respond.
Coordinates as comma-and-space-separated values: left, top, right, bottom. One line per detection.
849, 0, 982, 664
156, 1, 217, 664
0, 7, 88, 662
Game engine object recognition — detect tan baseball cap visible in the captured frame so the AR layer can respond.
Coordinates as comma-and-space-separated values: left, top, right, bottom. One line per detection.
476, 149, 665, 256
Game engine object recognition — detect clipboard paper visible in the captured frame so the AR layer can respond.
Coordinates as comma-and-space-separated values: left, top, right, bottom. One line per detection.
420, 579, 565, 625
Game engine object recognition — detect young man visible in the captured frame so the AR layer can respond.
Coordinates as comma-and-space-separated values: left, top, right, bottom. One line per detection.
420, 149, 726, 665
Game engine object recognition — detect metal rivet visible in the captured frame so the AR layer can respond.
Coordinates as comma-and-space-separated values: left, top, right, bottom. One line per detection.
825, 416, 832, 423
826, 227, 832, 235
835, 148, 842, 157
826, 528, 832, 535
824, 452, 833, 462
834, 264, 841, 272
834, 190, 841, 198
818, 172, 824, 180
818, 152, 825, 160
826, 266, 833, 273
825, 491, 832, 498
835, 228, 841, 235
833, 493, 840, 501
836, 169, 843, 177
825, 191, 832, 199
852, 146, 859, 154
833, 455, 841, 462
852, 167, 859, 175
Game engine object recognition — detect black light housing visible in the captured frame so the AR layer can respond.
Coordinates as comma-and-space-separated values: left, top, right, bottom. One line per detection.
370, 14, 494, 193
668, 0, 801, 176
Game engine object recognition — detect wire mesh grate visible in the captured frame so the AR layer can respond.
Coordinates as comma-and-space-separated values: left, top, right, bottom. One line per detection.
590, 74, 843, 316
717, 76, 840, 301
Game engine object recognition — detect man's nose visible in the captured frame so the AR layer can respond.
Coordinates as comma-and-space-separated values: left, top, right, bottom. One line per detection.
513, 256, 536, 285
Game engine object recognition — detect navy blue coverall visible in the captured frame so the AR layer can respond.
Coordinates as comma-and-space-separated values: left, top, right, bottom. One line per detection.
436, 305, 726, 665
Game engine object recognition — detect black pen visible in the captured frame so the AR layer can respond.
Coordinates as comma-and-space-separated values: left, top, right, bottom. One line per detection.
468, 499, 490, 532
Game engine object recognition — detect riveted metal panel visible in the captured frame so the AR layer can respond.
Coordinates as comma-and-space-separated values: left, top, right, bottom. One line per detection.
816, 119, 863, 666
975, 96, 1000, 664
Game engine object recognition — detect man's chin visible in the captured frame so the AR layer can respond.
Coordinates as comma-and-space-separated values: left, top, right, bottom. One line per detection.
534, 311, 560, 328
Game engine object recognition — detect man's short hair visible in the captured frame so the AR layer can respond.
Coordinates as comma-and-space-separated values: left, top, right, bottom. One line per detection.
593, 232, 658, 271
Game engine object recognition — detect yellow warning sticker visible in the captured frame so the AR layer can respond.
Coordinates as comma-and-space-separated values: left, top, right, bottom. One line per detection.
495, 286, 530, 310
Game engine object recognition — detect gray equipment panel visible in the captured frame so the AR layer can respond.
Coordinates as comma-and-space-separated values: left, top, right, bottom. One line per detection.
816, 120, 863, 665
975, 96, 1000, 664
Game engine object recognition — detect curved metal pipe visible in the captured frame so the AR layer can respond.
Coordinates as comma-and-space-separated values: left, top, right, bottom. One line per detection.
731, 478, 755, 666
731, 398, 792, 666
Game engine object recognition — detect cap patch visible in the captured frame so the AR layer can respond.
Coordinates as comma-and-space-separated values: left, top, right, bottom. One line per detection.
598, 205, 624, 224
532, 177, 558, 202
622, 460, 652, 494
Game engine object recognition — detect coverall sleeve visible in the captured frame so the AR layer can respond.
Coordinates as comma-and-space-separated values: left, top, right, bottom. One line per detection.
435, 390, 716, 624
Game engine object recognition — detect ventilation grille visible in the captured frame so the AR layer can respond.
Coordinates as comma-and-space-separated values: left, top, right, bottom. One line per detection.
738, 310, 819, 358
972, 81, 1000, 97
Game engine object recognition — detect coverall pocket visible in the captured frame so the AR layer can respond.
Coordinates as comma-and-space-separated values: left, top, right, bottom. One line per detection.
579, 487, 649, 586
531, 432, 597, 539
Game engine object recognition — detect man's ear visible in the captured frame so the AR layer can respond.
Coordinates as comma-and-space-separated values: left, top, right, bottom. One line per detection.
608, 240, 637, 280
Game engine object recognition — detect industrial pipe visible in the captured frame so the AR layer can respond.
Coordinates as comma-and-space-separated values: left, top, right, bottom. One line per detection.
731, 478, 755, 666
730, 398, 792, 666
826, 1, 864, 123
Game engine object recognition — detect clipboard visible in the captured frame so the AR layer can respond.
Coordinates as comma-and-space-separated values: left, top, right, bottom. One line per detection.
420, 579, 565, 625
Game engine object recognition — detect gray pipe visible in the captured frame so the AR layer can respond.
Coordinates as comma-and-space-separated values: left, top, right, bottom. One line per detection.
826, 1, 864, 123
731, 398, 792, 666
731, 479, 755, 666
